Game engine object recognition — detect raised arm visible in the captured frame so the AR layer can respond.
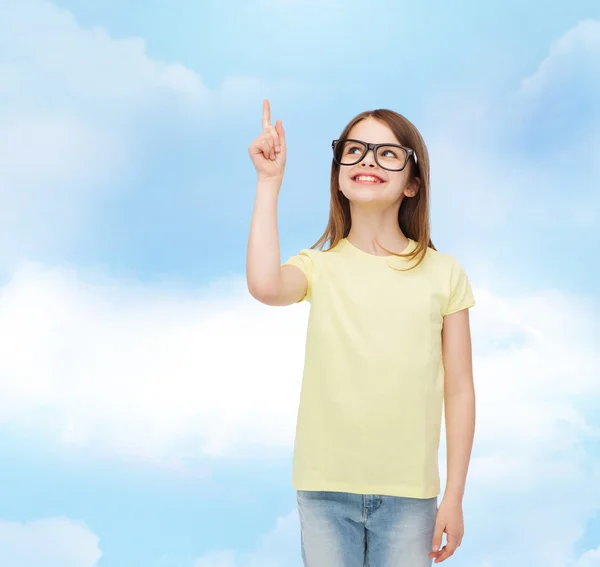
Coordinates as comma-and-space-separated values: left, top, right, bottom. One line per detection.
246, 99, 307, 306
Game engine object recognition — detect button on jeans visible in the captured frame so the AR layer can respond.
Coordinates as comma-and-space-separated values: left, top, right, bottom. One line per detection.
296, 490, 437, 567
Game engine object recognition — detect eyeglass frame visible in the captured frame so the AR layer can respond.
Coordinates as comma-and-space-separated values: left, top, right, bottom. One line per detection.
331, 138, 418, 172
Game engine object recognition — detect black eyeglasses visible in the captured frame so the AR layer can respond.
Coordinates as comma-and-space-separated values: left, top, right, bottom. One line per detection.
331, 138, 418, 172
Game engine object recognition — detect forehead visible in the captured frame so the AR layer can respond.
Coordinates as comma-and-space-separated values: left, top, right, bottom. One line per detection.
347, 117, 399, 144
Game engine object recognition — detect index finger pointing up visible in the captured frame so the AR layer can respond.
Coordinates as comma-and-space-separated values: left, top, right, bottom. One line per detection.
262, 99, 271, 131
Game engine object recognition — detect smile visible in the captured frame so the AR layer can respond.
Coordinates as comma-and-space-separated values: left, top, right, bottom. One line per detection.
352, 175, 384, 184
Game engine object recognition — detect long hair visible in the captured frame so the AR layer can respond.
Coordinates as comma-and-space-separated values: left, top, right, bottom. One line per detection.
310, 109, 435, 269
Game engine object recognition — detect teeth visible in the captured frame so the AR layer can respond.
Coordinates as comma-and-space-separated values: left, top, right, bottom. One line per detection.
355, 176, 382, 182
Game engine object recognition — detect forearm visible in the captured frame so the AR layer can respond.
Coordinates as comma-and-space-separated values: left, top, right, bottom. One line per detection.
246, 178, 283, 298
443, 386, 476, 502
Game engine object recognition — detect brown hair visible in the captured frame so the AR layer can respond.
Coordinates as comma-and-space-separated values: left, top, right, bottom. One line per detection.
310, 109, 435, 269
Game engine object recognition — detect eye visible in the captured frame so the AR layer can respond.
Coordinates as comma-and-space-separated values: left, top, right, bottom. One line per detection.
381, 149, 398, 158
346, 145, 362, 154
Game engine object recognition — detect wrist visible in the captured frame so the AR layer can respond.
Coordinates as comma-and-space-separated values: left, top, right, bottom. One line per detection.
442, 488, 464, 503
257, 175, 283, 189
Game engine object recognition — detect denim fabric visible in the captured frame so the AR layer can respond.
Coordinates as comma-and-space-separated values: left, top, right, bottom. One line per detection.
296, 490, 437, 566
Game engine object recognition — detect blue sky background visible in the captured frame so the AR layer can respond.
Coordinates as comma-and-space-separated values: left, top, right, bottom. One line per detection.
0, 1, 599, 565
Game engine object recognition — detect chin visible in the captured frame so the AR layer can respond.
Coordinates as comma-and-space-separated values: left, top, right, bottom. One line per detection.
341, 187, 387, 204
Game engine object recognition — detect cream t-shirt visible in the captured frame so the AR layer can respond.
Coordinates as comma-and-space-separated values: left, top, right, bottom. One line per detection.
283, 237, 475, 498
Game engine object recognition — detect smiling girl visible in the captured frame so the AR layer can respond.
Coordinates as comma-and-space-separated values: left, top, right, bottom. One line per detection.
247, 100, 476, 566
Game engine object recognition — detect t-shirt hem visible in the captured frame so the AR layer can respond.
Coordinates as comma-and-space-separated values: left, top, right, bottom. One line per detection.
292, 479, 440, 499
444, 299, 475, 316
282, 258, 311, 303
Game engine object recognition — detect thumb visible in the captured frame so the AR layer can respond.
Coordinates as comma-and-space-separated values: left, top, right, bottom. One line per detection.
432, 522, 444, 552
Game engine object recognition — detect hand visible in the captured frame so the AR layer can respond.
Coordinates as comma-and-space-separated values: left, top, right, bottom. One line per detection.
248, 99, 287, 182
429, 496, 464, 563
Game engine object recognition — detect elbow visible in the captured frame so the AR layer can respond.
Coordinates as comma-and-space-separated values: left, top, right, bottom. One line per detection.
247, 280, 280, 305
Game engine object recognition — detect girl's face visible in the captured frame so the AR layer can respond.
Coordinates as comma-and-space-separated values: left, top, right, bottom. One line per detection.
338, 117, 418, 207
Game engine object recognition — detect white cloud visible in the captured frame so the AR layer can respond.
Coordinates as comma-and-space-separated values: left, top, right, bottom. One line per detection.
428, 18, 600, 233
515, 18, 600, 213
514, 18, 600, 173
430, 287, 600, 566
0, 0, 211, 268
0, 517, 101, 567
0, 0, 297, 271
518, 19, 600, 99
575, 547, 600, 567
0, 260, 599, 471
0, 0, 208, 106
0, 261, 307, 468
430, 285, 600, 566
194, 511, 300, 567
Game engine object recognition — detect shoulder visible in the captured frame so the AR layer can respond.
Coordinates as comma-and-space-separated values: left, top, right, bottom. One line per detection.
426, 248, 475, 313
421, 246, 459, 272
420, 247, 472, 289
296, 244, 342, 263
289, 247, 325, 267
296, 247, 322, 259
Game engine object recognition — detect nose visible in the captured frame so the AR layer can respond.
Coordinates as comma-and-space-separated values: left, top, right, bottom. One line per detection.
361, 148, 377, 167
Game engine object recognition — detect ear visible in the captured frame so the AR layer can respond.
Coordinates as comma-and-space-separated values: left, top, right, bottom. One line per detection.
404, 176, 420, 198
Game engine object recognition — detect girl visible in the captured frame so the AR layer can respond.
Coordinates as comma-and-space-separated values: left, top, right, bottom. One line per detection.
246, 100, 476, 566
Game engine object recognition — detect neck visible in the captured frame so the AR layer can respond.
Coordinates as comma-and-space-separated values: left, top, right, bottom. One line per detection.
346, 201, 408, 256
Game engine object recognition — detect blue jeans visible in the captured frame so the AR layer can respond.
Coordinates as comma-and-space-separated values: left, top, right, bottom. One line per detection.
296, 490, 437, 567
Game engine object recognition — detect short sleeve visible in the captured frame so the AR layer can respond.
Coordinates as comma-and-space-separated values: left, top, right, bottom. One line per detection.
283, 249, 315, 303
444, 257, 475, 316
